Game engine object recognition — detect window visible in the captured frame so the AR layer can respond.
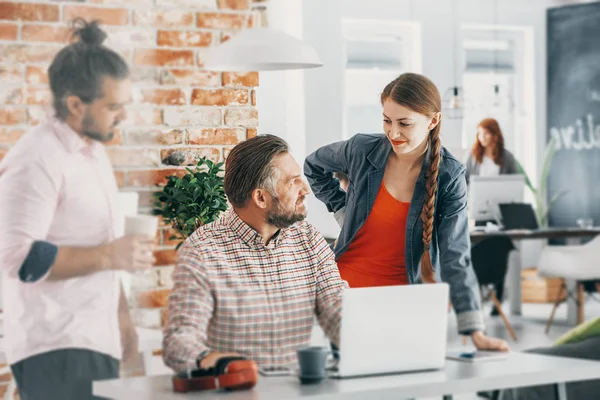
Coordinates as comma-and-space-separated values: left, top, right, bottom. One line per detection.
342, 19, 422, 139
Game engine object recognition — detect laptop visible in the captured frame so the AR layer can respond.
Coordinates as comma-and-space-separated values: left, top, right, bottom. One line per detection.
330, 283, 449, 378
499, 203, 539, 230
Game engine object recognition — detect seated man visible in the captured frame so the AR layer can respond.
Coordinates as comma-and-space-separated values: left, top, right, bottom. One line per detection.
162, 134, 346, 372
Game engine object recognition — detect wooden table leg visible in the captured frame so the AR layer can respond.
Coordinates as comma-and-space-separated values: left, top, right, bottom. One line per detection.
577, 282, 585, 325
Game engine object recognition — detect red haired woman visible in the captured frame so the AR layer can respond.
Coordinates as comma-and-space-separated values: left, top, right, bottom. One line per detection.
465, 118, 518, 183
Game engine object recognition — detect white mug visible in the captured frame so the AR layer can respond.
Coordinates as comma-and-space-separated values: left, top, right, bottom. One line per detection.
125, 215, 158, 237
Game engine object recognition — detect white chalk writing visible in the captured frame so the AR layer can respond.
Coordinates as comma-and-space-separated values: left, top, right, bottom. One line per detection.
549, 114, 600, 151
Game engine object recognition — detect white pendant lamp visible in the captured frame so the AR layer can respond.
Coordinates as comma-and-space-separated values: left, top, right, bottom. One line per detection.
204, 28, 323, 72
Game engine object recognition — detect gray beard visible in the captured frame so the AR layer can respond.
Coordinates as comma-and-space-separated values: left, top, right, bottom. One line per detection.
265, 198, 306, 229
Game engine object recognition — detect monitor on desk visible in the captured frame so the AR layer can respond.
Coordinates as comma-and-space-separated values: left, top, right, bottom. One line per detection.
468, 175, 525, 223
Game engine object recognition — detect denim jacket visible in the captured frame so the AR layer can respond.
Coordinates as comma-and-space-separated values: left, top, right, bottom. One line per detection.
304, 134, 484, 333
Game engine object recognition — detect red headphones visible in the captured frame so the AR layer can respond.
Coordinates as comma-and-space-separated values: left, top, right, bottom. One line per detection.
172, 357, 259, 393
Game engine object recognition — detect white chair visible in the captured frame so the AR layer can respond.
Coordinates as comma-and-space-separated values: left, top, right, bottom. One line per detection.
537, 235, 600, 333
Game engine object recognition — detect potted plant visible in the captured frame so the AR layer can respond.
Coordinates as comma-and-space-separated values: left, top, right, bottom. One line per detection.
153, 158, 228, 248
516, 136, 568, 227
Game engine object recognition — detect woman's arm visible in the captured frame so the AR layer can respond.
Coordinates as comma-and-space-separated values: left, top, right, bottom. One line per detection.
437, 168, 485, 334
303, 138, 355, 215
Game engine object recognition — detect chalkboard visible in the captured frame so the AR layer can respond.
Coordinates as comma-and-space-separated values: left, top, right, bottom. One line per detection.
547, 3, 600, 228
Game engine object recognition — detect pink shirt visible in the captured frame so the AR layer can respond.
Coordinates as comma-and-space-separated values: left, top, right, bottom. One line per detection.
0, 118, 122, 364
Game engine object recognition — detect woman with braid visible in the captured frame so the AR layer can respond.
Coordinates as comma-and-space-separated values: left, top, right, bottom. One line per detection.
304, 73, 508, 351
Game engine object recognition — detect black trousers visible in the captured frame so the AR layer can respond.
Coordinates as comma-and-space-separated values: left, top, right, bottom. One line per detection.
10, 348, 120, 400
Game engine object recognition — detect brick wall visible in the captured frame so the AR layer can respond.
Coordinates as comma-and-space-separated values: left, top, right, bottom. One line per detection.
1, 0, 267, 386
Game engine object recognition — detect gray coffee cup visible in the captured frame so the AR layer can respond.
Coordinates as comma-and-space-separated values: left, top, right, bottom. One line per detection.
296, 346, 330, 381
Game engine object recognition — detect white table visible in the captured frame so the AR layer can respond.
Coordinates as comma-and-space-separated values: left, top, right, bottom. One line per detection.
94, 352, 600, 400
470, 227, 600, 324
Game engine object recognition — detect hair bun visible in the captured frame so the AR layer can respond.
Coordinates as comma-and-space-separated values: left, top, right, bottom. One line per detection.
72, 18, 107, 46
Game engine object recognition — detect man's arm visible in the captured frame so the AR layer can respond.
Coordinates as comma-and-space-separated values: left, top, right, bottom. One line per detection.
0, 151, 151, 355
162, 245, 216, 372
309, 227, 346, 347
0, 155, 154, 283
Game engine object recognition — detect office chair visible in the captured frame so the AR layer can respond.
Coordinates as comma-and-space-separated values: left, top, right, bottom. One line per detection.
471, 237, 518, 342
537, 235, 600, 333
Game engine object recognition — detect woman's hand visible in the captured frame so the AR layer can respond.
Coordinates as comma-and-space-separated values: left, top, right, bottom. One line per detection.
471, 331, 510, 351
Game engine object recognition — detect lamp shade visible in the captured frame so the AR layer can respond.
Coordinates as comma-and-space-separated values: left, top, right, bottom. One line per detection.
204, 28, 322, 72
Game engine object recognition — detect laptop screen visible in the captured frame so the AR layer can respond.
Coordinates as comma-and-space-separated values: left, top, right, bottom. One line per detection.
499, 203, 539, 230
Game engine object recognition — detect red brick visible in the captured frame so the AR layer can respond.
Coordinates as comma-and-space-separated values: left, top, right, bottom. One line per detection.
140, 89, 186, 106
160, 69, 220, 86
125, 128, 183, 146
0, 3, 59, 22
156, 0, 214, 6
187, 128, 243, 145
0, 107, 27, 125
0, 86, 23, 105
157, 30, 213, 47
134, 10, 194, 28
26, 86, 51, 105
124, 107, 162, 126
224, 108, 257, 127
0, 128, 25, 144
0, 22, 17, 40
251, 89, 256, 106
114, 171, 126, 187
0, 44, 59, 64
222, 72, 259, 87
25, 66, 48, 84
162, 108, 221, 127
136, 288, 170, 308
134, 49, 194, 67
105, 27, 156, 48
191, 89, 248, 106
22, 24, 70, 43
161, 147, 220, 166
106, 148, 160, 167
247, 128, 257, 138
196, 12, 249, 29
91, 0, 153, 5
217, 0, 250, 10
0, 65, 21, 82
154, 249, 177, 266
63, 6, 129, 26
128, 169, 186, 187
129, 68, 161, 86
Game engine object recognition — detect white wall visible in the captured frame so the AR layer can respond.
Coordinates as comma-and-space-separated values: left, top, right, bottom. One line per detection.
259, 0, 578, 238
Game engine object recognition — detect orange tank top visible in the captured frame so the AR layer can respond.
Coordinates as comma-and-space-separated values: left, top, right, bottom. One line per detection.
337, 183, 410, 288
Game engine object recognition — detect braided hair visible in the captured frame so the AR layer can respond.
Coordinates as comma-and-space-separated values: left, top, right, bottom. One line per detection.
381, 73, 442, 283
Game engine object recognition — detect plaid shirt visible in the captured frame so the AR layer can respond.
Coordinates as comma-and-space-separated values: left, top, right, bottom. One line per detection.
163, 209, 346, 372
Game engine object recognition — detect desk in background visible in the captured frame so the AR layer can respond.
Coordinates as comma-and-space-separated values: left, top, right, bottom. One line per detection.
470, 227, 600, 324
94, 352, 600, 400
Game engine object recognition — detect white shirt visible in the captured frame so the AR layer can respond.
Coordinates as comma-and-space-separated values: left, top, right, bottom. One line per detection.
479, 156, 501, 177
0, 118, 122, 364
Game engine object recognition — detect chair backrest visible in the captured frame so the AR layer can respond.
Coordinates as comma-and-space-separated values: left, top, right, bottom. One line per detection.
471, 237, 515, 285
